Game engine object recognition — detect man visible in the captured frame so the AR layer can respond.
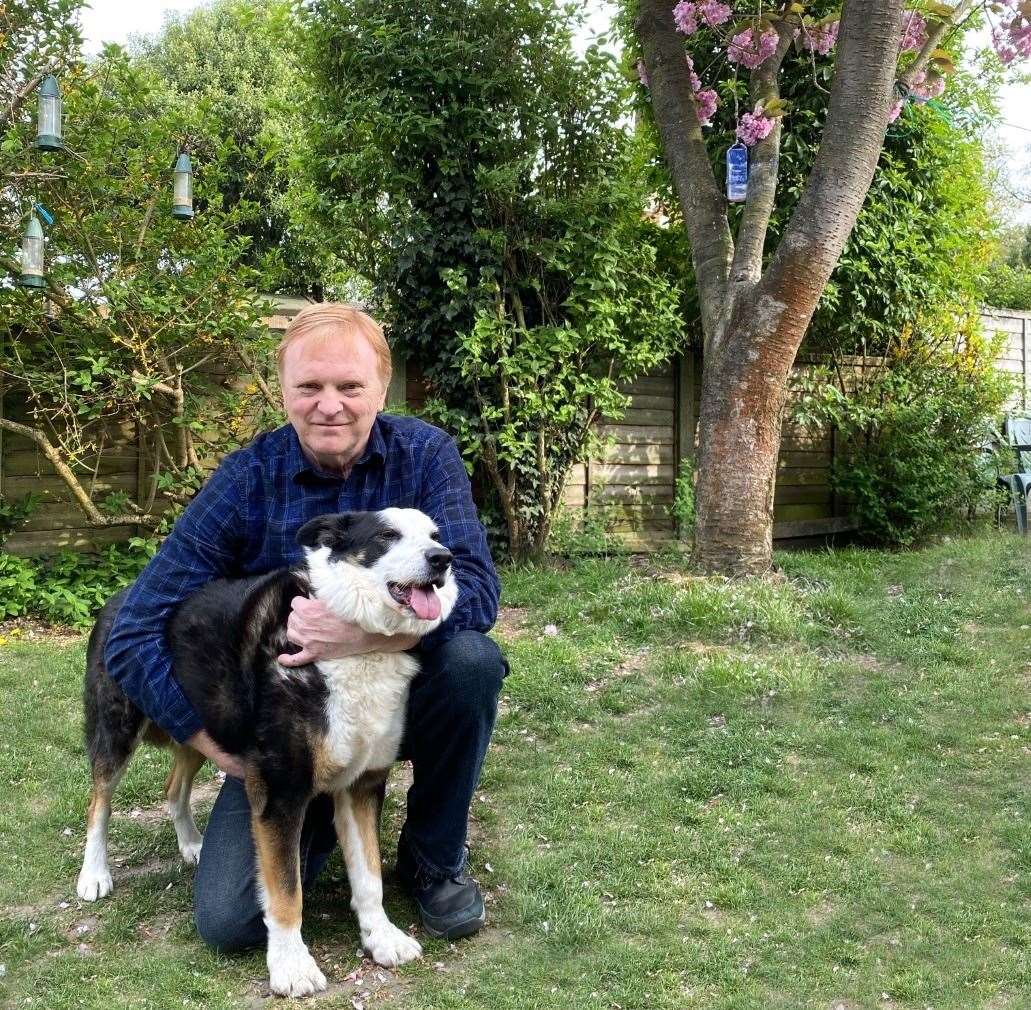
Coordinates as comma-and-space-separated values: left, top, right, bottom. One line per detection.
104, 303, 505, 949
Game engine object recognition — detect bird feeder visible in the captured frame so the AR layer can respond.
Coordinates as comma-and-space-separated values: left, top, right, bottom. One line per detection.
19, 214, 46, 288
35, 74, 64, 151
172, 153, 194, 219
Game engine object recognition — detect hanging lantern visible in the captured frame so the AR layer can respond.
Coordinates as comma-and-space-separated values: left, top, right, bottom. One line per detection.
19, 214, 46, 289
172, 153, 194, 219
35, 74, 64, 152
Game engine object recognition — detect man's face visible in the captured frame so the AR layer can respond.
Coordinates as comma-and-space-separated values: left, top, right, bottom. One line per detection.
280, 328, 386, 473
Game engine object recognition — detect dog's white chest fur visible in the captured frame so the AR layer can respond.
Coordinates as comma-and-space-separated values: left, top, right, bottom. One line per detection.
316, 652, 419, 789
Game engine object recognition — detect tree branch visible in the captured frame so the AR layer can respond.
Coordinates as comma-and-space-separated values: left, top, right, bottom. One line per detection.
636, 0, 733, 349
0, 418, 160, 529
726, 25, 797, 309
232, 340, 281, 411
758, 0, 907, 354
899, 0, 974, 91
0, 70, 47, 133
132, 195, 158, 261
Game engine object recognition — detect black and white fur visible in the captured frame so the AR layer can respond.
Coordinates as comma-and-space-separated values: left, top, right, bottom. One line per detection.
77, 508, 457, 998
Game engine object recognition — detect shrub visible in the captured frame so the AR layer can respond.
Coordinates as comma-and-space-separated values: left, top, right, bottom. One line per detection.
984, 264, 1031, 312
28, 538, 158, 629
546, 503, 621, 558
0, 554, 37, 618
793, 323, 1013, 545
301, 0, 685, 561
669, 459, 696, 540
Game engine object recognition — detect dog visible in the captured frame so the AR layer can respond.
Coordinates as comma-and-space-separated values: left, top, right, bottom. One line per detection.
76, 507, 458, 997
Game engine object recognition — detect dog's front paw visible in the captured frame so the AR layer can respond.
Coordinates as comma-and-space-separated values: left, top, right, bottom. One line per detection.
76, 867, 113, 902
363, 922, 422, 968
268, 944, 327, 998
178, 836, 203, 865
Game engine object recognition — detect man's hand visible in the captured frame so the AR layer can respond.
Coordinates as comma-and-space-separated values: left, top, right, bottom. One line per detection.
185, 728, 246, 780
278, 596, 421, 667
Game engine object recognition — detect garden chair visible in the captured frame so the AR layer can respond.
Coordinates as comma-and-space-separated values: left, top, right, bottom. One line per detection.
997, 416, 1031, 535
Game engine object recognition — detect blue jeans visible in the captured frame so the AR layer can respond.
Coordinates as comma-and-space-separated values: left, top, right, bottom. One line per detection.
193, 630, 507, 952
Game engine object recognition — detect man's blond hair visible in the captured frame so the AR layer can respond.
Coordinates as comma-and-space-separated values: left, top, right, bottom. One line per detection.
276, 303, 392, 390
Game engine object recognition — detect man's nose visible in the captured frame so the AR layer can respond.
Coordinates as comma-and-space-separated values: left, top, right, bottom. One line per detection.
425, 548, 452, 573
315, 396, 344, 416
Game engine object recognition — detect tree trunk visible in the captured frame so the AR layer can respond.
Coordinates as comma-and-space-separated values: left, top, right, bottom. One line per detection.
693, 310, 799, 575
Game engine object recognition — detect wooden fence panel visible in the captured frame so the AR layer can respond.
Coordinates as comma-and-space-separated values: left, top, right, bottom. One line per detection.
982, 310, 1029, 412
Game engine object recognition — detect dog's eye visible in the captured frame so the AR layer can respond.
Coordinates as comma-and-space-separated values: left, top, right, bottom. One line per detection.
429, 532, 441, 542
378, 530, 400, 543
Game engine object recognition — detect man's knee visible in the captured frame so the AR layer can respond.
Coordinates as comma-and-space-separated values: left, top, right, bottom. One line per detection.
420, 630, 508, 717
194, 883, 265, 953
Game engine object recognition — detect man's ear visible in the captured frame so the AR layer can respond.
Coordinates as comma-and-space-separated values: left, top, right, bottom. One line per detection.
296, 513, 357, 550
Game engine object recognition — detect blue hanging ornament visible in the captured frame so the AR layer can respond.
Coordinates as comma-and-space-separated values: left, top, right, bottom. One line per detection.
726, 143, 748, 203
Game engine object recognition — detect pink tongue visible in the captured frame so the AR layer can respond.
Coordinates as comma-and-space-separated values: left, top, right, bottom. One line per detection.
409, 585, 441, 621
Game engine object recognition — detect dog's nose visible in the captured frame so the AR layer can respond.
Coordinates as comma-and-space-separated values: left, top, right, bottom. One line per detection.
425, 548, 452, 572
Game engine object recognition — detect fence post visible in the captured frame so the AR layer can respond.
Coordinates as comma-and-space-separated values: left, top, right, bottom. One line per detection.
1022, 315, 1027, 412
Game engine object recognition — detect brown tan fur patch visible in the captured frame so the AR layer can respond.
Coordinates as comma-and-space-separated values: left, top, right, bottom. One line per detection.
347, 768, 389, 873
251, 813, 302, 930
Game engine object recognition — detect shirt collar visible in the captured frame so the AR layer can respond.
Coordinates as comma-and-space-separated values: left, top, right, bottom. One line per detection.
288, 415, 387, 484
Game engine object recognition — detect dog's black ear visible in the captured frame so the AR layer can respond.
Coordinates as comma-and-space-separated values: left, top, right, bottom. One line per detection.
296, 513, 357, 550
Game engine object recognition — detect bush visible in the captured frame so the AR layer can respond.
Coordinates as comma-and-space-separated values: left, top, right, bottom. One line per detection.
31, 539, 158, 628
984, 264, 1031, 312
669, 459, 696, 540
0, 553, 38, 618
0, 538, 158, 629
546, 503, 621, 557
793, 324, 1013, 545
301, 0, 685, 561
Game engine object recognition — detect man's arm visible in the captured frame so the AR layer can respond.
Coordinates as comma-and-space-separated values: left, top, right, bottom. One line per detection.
103, 455, 249, 748
417, 434, 500, 650
277, 595, 419, 666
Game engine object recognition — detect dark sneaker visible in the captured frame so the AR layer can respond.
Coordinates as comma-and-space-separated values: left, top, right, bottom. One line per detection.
396, 834, 486, 940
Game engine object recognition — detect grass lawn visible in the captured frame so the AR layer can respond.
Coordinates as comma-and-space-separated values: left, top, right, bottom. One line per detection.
0, 528, 1028, 1009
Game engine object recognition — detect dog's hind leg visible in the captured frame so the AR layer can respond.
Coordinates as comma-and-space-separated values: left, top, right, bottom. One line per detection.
76, 759, 127, 901
248, 781, 327, 998
335, 768, 422, 968
165, 744, 206, 865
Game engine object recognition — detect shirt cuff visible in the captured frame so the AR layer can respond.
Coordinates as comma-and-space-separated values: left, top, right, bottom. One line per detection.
163, 692, 205, 745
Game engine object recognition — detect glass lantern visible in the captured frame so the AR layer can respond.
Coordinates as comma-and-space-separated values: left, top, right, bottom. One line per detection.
35, 75, 64, 151
172, 153, 194, 219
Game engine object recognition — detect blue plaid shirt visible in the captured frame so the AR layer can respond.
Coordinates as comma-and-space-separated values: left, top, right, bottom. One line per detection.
104, 414, 500, 744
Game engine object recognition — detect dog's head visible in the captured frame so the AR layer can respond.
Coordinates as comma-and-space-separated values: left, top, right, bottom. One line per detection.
297, 509, 458, 636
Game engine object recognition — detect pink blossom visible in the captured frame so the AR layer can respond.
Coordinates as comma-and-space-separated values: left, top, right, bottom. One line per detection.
736, 103, 775, 146
994, 18, 1031, 64
636, 58, 650, 88
907, 69, 945, 103
899, 10, 927, 53
887, 97, 905, 123
802, 20, 839, 56
727, 27, 779, 70
683, 54, 718, 127
672, 1, 699, 35
685, 53, 702, 91
995, 42, 1018, 65
698, 0, 732, 27
694, 88, 719, 126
